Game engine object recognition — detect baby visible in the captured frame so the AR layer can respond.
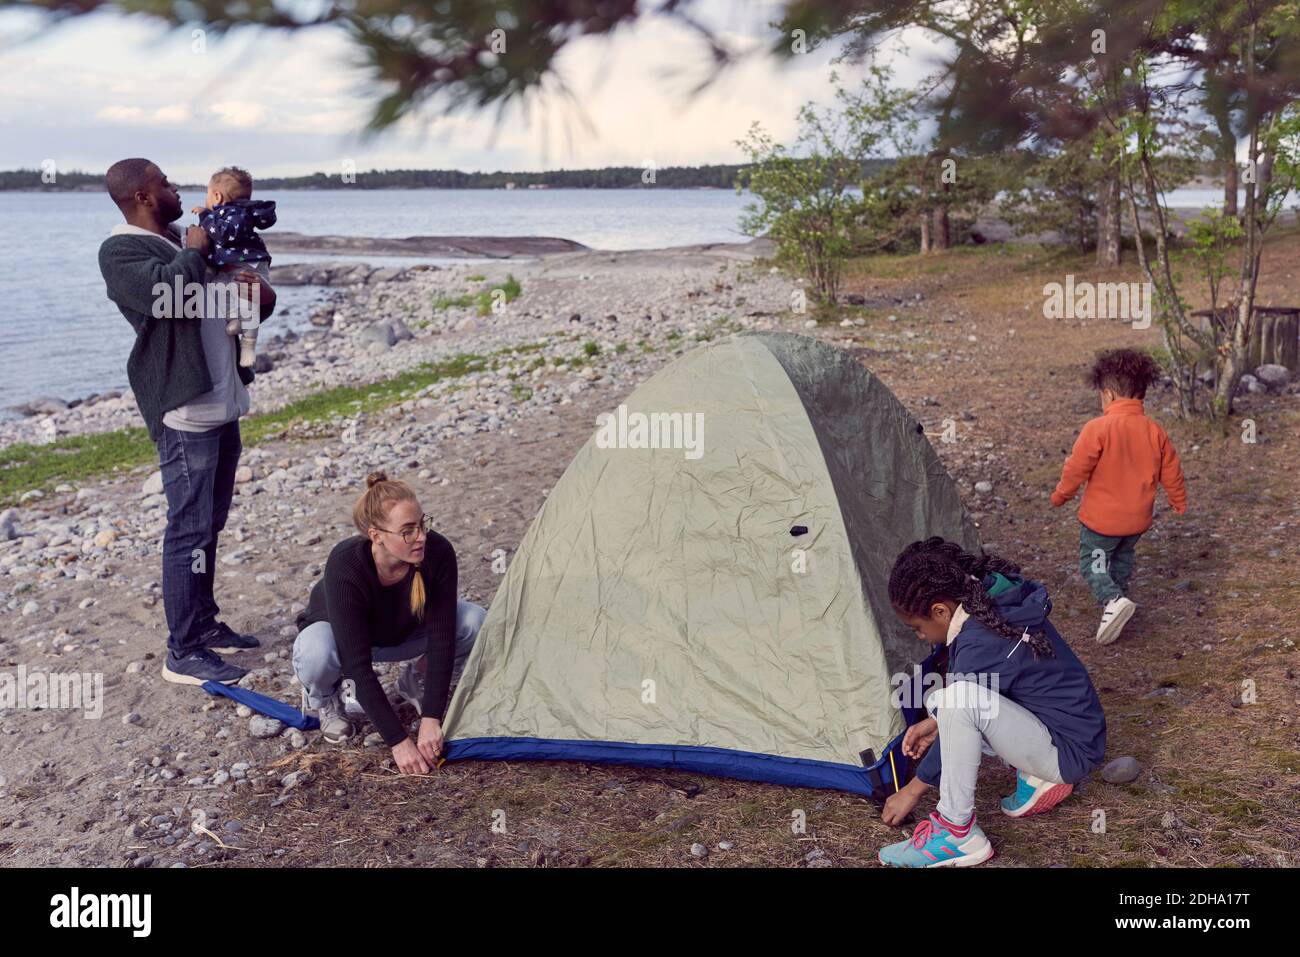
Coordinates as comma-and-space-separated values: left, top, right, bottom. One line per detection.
190, 166, 276, 368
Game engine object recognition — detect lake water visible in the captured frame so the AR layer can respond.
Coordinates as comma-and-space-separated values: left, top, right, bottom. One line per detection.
0, 185, 1264, 416
0, 188, 753, 416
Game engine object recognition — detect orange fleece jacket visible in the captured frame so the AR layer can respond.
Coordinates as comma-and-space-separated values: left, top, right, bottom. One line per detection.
1051, 397, 1187, 536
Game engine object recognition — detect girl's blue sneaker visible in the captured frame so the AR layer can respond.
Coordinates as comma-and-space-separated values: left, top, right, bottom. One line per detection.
878, 813, 994, 868
1000, 770, 1074, 818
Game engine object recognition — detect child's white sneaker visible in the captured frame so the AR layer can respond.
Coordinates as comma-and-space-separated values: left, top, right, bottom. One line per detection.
1096, 596, 1136, 645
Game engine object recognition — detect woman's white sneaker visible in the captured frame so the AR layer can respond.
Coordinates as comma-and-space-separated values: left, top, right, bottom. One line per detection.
301, 687, 353, 743
1096, 596, 1137, 645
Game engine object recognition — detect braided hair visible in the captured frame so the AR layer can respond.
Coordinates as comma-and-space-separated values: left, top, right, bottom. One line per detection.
888, 537, 1054, 658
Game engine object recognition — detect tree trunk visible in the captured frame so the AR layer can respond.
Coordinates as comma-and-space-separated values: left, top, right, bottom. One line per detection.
1214, 27, 1267, 417
1096, 164, 1121, 267
1223, 158, 1238, 217
918, 159, 932, 253
932, 204, 950, 250
932, 159, 951, 250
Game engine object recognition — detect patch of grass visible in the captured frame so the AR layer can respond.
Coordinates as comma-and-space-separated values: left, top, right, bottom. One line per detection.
583, 341, 600, 357
431, 292, 474, 311
475, 274, 522, 317
0, 349, 516, 505
0, 428, 156, 506
511, 385, 534, 402
615, 342, 628, 354
241, 352, 484, 444
467, 273, 487, 282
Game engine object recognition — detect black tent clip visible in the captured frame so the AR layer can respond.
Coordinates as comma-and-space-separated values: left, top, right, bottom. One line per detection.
790, 525, 808, 536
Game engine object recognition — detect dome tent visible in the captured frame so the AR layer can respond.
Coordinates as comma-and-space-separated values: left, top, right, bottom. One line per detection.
442, 332, 981, 796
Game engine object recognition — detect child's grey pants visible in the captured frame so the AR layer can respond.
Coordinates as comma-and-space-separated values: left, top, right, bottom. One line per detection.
925, 679, 1066, 825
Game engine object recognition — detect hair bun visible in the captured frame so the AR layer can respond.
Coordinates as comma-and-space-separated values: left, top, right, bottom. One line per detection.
365, 470, 388, 489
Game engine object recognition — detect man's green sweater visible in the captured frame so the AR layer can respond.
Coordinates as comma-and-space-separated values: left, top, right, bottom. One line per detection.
98, 231, 255, 442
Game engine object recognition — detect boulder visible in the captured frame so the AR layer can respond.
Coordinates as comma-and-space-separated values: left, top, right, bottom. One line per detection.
1254, 364, 1290, 391
1101, 756, 1142, 784
248, 716, 285, 739
360, 323, 396, 348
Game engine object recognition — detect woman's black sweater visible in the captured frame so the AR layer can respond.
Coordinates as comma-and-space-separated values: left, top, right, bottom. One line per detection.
297, 533, 458, 746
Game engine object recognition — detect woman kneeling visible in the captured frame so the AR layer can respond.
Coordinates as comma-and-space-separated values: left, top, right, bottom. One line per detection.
293, 471, 486, 774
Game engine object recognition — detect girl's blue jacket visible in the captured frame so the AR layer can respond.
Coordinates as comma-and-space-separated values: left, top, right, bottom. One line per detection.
914, 575, 1107, 786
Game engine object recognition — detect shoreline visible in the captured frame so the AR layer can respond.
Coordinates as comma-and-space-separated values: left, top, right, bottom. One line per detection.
266, 232, 590, 259
2, 237, 776, 426
0, 237, 785, 497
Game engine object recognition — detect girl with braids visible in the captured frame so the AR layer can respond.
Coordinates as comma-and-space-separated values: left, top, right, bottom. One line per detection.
292, 472, 486, 774
876, 538, 1106, 868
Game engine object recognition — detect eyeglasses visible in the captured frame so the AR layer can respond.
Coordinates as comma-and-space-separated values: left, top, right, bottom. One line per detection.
375, 514, 434, 545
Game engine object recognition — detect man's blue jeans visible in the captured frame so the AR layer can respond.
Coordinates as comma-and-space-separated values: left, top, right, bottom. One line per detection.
156, 421, 242, 657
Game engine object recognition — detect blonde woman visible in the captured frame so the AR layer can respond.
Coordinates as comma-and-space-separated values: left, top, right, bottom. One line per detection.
293, 472, 485, 774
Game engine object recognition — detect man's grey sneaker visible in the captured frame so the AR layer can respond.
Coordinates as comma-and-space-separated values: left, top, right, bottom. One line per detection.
201, 622, 261, 654
1096, 596, 1137, 645
396, 663, 425, 712
162, 649, 247, 686
301, 687, 353, 743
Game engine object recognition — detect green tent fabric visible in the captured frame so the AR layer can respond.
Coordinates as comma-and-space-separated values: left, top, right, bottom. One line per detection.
442, 332, 981, 795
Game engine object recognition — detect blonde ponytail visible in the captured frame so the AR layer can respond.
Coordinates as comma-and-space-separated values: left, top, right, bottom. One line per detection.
409, 572, 426, 620
353, 470, 426, 620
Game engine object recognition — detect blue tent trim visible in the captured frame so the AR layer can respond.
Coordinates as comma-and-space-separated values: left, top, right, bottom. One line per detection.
444, 733, 915, 798
201, 680, 319, 731
444, 649, 941, 797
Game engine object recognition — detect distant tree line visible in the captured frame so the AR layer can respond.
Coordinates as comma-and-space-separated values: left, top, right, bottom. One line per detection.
0, 161, 907, 191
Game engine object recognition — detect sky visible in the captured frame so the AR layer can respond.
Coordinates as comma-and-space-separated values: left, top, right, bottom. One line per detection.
0, 1, 945, 182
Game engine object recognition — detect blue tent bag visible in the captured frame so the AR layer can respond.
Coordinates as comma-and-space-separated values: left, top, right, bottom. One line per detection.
201, 681, 320, 731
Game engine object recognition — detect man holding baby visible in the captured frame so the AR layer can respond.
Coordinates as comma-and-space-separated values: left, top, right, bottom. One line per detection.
98, 158, 276, 687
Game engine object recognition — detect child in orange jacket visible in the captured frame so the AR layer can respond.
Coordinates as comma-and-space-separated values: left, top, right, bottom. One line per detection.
1051, 349, 1187, 644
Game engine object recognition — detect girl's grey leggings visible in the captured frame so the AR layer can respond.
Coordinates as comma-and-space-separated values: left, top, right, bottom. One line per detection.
926, 679, 1065, 825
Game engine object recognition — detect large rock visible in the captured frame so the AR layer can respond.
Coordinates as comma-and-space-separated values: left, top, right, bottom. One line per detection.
0, 508, 19, 541
271, 262, 375, 287
360, 323, 396, 348
1254, 364, 1291, 391
1101, 756, 1143, 784
13, 396, 69, 416
248, 716, 285, 739
141, 471, 164, 496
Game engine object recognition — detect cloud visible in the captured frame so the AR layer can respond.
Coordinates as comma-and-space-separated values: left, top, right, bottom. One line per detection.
208, 100, 270, 129
94, 103, 192, 126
